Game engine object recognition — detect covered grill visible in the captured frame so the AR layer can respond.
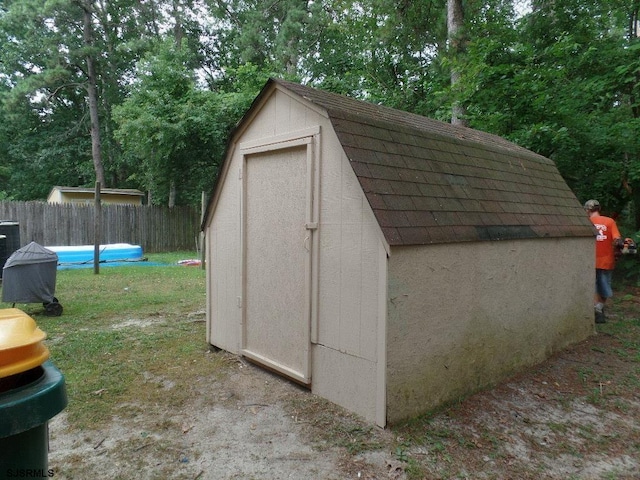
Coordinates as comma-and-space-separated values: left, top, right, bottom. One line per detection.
2, 242, 63, 316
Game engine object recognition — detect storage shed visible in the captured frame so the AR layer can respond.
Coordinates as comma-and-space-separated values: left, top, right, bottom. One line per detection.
202, 78, 596, 427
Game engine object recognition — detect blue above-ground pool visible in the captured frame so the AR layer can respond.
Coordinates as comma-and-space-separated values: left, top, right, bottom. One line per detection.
45, 243, 144, 267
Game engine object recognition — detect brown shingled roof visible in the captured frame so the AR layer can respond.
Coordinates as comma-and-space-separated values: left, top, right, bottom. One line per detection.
273, 78, 595, 246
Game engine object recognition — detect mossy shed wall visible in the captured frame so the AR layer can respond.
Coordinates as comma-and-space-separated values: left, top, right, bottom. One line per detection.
385, 237, 594, 424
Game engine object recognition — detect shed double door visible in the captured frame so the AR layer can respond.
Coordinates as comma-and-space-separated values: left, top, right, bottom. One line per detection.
242, 144, 312, 384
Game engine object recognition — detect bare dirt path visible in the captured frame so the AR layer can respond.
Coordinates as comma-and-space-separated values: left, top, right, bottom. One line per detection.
49, 354, 396, 480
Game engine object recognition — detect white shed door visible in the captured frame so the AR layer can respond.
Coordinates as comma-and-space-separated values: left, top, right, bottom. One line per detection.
243, 146, 311, 383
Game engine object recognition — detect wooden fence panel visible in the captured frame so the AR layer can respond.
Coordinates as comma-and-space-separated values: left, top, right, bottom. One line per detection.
0, 201, 200, 253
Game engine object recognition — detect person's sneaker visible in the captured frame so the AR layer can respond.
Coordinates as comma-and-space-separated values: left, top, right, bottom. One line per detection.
595, 308, 607, 324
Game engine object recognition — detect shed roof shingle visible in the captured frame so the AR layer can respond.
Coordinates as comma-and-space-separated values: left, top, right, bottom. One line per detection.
272, 78, 594, 246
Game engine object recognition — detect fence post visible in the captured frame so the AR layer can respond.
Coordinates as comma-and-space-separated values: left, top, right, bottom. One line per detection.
94, 182, 101, 274
200, 191, 206, 269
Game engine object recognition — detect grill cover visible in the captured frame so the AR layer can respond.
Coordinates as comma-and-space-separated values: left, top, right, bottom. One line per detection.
2, 242, 58, 304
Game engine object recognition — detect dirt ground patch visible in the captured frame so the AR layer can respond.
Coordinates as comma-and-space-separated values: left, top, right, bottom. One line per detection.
48, 290, 640, 479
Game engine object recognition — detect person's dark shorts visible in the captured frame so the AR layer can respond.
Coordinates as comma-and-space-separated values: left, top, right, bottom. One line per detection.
596, 268, 614, 299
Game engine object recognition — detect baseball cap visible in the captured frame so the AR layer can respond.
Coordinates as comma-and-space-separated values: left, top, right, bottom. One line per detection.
584, 199, 600, 211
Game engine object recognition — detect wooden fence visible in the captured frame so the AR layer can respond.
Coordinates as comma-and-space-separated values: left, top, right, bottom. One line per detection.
0, 201, 201, 253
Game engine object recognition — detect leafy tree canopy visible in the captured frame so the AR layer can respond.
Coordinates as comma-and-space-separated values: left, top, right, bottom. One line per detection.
0, 0, 638, 222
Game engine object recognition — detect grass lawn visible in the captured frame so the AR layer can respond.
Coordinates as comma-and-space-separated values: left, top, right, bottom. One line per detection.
0, 252, 224, 430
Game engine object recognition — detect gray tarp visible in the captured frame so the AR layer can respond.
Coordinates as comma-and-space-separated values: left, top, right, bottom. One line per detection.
2, 242, 58, 303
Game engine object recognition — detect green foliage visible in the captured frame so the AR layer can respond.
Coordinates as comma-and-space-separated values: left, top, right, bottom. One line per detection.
0, 0, 209, 203
205, 0, 328, 75
445, 0, 640, 227
113, 43, 267, 205
0, 1, 93, 197
0, 0, 639, 215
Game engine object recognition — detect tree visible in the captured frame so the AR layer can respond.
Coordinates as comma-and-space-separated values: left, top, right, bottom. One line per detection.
0, 0, 110, 188
0, 85, 11, 200
113, 41, 268, 206
204, 0, 325, 77
2, 0, 638, 220
77, 0, 106, 186
0, 0, 206, 200
447, 0, 468, 126
444, 0, 640, 227
518, 1, 639, 223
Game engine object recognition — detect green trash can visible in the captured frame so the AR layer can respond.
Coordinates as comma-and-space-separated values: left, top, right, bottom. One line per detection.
0, 308, 68, 477
0, 361, 67, 476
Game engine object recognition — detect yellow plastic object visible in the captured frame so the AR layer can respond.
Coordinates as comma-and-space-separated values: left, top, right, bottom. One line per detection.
0, 309, 47, 348
0, 343, 50, 378
0, 308, 50, 378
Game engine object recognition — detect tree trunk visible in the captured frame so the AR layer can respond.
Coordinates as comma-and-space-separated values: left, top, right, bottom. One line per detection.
628, 3, 640, 229
632, 185, 640, 231
169, 180, 176, 208
81, 2, 107, 187
447, 0, 468, 127
173, 0, 184, 47
169, 0, 181, 208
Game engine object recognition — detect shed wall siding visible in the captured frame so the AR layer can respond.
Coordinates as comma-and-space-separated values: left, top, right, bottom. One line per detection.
206, 87, 386, 423
48, 190, 63, 203
385, 237, 594, 424
315, 139, 385, 362
312, 344, 378, 422
207, 148, 243, 352
305, 102, 387, 424
59, 193, 142, 205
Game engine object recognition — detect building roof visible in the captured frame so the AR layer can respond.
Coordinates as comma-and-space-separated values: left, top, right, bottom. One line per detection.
273, 79, 595, 245
48, 186, 144, 197
207, 78, 595, 246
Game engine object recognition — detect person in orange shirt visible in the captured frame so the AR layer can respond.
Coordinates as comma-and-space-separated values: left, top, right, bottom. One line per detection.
585, 199, 622, 323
